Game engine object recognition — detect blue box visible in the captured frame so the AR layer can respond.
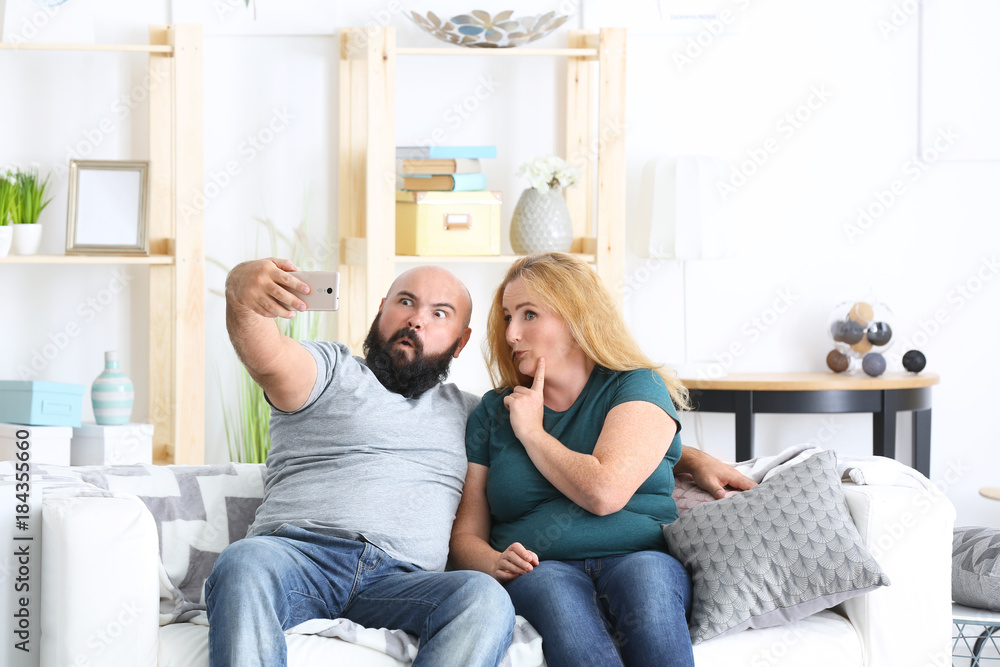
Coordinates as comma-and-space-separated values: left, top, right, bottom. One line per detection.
0, 381, 86, 428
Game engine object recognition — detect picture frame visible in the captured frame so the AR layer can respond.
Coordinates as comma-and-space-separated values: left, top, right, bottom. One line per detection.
65, 160, 149, 256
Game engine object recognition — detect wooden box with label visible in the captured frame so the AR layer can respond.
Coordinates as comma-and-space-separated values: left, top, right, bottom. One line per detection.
395, 190, 501, 256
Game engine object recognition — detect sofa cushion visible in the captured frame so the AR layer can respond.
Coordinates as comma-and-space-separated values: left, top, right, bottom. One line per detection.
158, 615, 545, 667
72, 463, 266, 623
692, 608, 863, 666
952, 526, 1000, 610
662, 450, 890, 644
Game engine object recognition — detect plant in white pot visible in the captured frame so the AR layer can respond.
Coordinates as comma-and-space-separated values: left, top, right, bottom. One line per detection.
0, 170, 15, 257
12, 166, 52, 255
509, 154, 580, 255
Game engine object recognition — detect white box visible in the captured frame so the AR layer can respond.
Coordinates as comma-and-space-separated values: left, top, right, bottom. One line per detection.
70, 423, 153, 465
0, 423, 71, 466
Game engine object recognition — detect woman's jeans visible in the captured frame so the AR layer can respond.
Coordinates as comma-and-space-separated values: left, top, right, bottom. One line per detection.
205, 524, 514, 667
504, 550, 695, 667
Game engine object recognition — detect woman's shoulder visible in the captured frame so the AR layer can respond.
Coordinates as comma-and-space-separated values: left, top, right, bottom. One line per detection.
475, 386, 513, 411
606, 367, 668, 391
605, 367, 675, 408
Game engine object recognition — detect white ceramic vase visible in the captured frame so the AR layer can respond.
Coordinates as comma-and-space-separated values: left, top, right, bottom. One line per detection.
0, 226, 12, 257
509, 187, 574, 255
11, 223, 43, 255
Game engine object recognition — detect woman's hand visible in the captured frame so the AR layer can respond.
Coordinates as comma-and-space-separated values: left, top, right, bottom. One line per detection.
675, 446, 756, 498
503, 358, 546, 443
494, 542, 539, 583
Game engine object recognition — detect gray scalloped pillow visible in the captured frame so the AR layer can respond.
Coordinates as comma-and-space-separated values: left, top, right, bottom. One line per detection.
662, 450, 890, 644
953, 526, 1000, 610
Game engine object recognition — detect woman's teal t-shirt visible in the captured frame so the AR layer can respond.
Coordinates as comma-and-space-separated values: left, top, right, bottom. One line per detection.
465, 366, 683, 560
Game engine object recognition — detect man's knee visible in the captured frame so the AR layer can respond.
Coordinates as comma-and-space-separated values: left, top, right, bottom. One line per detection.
454, 572, 514, 623
207, 537, 282, 600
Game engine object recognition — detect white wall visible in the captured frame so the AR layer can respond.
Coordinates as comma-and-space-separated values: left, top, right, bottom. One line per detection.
1, 0, 997, 527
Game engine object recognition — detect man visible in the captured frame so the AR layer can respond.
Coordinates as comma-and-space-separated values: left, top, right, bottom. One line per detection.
207, 258, 512, 666
207, 257, 752, 666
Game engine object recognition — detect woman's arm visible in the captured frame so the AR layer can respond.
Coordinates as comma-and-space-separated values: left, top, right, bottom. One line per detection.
504, 359, 677, 516
449, 463, 538, 582
674, 446, 757, 498
513, 400, 676, 517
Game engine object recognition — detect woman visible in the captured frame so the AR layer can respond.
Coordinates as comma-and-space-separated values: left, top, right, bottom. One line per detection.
450, 252, 734, 666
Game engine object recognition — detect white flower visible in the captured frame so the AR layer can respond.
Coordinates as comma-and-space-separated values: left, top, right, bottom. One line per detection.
517, 154, 579, 192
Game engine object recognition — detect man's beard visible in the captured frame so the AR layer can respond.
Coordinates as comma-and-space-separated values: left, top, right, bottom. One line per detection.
363, 313, 460, 399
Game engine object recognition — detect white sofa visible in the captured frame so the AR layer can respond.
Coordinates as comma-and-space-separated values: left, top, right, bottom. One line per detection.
35, 463, 956, 667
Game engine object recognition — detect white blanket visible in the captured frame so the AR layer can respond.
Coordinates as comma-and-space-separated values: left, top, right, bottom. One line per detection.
731, 442, 935, 491
182, 611, 544, 666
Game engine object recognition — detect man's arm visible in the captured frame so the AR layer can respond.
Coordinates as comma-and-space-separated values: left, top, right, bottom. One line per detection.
225, 258, 317, 413
674, 446, 757, 498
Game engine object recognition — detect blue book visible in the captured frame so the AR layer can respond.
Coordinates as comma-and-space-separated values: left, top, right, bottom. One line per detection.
396, 145, 497, 159
397, 173, 488, 191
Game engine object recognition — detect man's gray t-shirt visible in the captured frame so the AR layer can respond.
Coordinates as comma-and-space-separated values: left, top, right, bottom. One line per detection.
247, 340, 480, 572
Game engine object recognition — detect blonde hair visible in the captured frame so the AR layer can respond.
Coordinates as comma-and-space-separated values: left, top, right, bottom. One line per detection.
484, 252, 689, 409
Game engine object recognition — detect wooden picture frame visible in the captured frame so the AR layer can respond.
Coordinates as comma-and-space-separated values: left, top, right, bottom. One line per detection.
65, 160, 149, 256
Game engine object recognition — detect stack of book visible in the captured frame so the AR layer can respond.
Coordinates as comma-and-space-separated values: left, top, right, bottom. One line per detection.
395, 145, 497, 192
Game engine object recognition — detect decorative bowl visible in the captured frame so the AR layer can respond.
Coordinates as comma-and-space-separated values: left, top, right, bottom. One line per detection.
408, 10, 572, 48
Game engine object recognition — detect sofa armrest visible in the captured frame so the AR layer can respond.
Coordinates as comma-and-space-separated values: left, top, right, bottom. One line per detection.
840, 483, 955, 667
40, 495, 160, 667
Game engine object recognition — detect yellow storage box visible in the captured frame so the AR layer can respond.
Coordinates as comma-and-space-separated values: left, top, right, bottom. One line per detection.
396, 190, 501, 256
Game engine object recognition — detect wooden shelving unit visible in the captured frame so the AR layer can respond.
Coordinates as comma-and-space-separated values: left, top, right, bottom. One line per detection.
0, 25, 204, 465
337, 27, 626, 352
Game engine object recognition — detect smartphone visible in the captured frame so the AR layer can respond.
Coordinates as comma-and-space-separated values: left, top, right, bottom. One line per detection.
290, 271, 340, 311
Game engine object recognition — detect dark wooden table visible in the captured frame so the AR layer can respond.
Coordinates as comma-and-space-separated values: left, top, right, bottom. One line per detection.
682, 372, 940, 476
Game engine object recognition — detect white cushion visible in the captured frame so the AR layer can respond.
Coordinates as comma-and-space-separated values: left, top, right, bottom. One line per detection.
692, 609, 862, 666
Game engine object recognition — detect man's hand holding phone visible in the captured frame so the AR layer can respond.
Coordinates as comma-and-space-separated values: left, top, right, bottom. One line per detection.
289, 271, 340, 311
226, 259, 340, 319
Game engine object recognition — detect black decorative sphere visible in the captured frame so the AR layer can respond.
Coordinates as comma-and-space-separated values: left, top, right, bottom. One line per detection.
862, 352, 886, 377
826, 349, 850, 373
867, 321, 892, 346
841, 320, 865, 345
902, 349, 927, 373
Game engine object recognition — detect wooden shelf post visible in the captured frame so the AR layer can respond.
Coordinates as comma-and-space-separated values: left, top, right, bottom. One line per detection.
596, 28, 626, 310
149, 24, 204, 464
338, 26, 396, 352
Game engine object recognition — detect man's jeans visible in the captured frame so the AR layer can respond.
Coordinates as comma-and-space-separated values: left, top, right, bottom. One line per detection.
205, 525, 514, 667
504, 550, 695, 667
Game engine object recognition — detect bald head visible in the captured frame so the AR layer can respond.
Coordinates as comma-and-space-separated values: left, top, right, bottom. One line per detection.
386, 266, 473, 329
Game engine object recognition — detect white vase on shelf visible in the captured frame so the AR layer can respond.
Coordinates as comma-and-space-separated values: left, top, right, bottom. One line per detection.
509, 187, 574, 255
11, 223, 42, 255
0, 226, 12, 257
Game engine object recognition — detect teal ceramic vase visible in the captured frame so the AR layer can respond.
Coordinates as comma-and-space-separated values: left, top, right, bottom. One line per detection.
92, 351, 134, 425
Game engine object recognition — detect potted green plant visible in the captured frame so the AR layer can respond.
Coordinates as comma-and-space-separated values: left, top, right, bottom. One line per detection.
12, 166, 52, 255
0, 170, 15, 257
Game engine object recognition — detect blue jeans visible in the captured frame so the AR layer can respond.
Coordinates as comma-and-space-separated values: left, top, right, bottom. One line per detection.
205, 525, 514, 667
504, 550, 694, 667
